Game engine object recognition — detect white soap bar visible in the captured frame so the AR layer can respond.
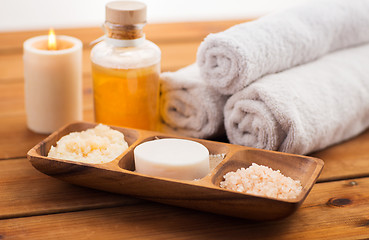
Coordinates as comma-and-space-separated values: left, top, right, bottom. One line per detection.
134, 138, 210, 180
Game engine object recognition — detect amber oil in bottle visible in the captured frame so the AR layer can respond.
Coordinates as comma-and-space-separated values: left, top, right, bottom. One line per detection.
91, 1, 161, 130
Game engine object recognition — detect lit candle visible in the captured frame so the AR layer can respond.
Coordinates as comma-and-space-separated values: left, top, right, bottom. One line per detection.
23, 29, 83, 134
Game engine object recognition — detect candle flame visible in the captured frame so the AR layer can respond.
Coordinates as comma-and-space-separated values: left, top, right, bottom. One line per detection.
48, 28, 57, 50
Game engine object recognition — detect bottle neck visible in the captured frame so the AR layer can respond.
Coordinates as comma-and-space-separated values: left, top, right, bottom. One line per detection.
104, 22, 146, 47
107, 22, 145, 38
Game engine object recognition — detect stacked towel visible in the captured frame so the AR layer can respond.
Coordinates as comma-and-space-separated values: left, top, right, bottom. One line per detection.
158, 0, 369, 154
197, 0, 369, 95
159, 64, 227, 139
224, 44, 369, 155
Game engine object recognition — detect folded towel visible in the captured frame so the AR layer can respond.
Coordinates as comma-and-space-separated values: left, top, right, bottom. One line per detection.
159, 64, 227, 139
224, 44, 369, 155
197, 0, 369, 95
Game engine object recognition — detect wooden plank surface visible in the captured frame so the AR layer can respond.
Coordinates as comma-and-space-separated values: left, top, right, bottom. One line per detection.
312, 129, 369, 181
0, 42, 200, 81
1, 177, 369, 239
0, 19, 250, 81
0, 142, 366, 221
1, 19, 369, 239
0, 158, 143, 220
0, 154, 367, 222
0, 20, 251, 53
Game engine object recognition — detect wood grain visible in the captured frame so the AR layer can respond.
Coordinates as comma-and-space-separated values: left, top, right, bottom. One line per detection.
0, 177, 368, 239
0, 19, 251, 82
312, 129, 369, 181
0, 158, 143, 220
0, 113, 93, 160
0, 42, 200, 81
0, 20, 251, 53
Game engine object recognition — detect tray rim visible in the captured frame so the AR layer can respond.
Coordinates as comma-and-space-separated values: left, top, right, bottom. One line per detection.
27, 121, 325, 218
27, 121, 324, 202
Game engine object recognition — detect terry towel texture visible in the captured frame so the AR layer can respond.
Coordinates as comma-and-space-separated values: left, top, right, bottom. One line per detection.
224, 44, 369, 155
197, 0, 369, 94
160, 64, 227, 139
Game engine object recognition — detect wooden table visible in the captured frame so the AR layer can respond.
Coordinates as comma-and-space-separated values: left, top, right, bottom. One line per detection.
1, 20, 369, 239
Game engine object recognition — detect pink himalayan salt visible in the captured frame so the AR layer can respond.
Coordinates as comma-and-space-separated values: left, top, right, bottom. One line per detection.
220, 163, 302, 199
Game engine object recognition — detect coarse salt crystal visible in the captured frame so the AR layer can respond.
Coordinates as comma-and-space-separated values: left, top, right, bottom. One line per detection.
48, 124, 128, 164
220, 163, 302, 199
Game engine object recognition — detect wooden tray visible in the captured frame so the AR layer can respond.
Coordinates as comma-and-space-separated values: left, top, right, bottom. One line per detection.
27, 121, 324, 220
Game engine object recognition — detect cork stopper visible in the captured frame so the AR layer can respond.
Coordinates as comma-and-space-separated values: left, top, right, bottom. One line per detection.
106, 1, 147, 26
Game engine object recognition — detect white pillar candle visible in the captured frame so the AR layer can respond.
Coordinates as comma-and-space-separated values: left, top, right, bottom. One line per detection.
23, 34, 83, 134
134, 138, 210, 180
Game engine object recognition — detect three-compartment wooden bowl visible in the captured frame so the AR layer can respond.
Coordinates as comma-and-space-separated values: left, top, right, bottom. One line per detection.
27, 121, 324, 220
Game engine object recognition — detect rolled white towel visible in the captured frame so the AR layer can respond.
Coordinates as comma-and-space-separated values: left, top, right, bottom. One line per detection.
159, 64, 227, 139
224, 44, 369, 155
197, 0, 369, 94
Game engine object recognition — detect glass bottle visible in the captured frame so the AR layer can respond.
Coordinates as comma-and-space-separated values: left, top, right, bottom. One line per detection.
91, 1, 161, 131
